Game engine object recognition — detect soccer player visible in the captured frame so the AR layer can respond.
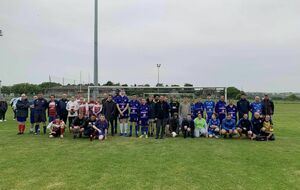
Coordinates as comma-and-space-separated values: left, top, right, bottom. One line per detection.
88, 98, 96, 117
250, 96, 262, 118
128, 95, 140, 137
147, 95, 158, 137
29, 96, 37, 133
261, 115, 275, 141
33, 93, 48, 135
181, 114, 195, 138
116, 89, 129, 136
215, 95, 227, 123
85, 114, 98, 141
169, 96, 180, 117
251, 112, 264, 140
236, 114, 253, 139
262, 94, 275, 118
192, 98, 204, 119
103, 95, 116, 136
48, 117, 66, 138
226, 100, 238, 123
208, 113, 220, 138
92, 115, 108, 141
16, 94, 30, 135
71, 112, 87, 139
139, 98, 150, 138
78, 96, 89, 117
57, 94, 69, 124
0, 98, 8, 122
203, 94, 215, 122
237, 93, 251, 120
92, 99, 103, 117
194, 113, 208, 138
220, 114, 238, 138
66, 96, 79, 132
48, 95, 58, 123
154, 95, 170, 139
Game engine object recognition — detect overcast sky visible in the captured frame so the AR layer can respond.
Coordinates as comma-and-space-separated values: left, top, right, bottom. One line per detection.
0, 0, 300, 92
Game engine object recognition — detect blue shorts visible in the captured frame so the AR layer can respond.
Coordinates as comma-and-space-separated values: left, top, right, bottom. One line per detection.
17, 117, 27, 122
140, 119, 149, 127
130, 116, 139, 122
119, 111, 129, 119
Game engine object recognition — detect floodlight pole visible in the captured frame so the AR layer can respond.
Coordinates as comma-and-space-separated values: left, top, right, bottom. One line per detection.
0, 80, 2, 95
93, 0, 98, 100
157, 64, 161, 93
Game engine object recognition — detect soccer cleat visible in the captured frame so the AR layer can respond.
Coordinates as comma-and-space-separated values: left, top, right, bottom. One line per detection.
90, 135, 93, 141
145, 135, 148, 139
4, 120, 7, 122
0, 120, 3, 122
60, 135, 64, 139
139, 135, 144, 138
17, 132, 22, 135
73, 135, 77, 139
49, 135, 54, 138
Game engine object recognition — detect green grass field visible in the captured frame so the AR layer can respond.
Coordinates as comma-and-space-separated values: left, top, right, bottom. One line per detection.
0, 103, 300, 190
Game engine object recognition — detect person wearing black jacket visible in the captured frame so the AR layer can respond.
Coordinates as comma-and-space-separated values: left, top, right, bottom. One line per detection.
16, 94, 30, 134
251, 112, 264, 140
57, 94, 69, 124
33, 93, 48, 135
147, 95, 158, 137
154, 96, 170, 139
71, 112, 87, 139
169, 96, 180, 117
103, 95, 116, 136
0, 97, 8, 122
262, 94, 275, 117
181, 114, 195, 138
236, 114, 253, 138
237, 93, 251, 120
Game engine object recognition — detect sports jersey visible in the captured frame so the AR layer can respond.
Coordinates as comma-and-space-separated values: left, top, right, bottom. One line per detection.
92, 103, 102, 116
78, 101, 88, 116
129, 100, 140, 119
139, 104, 149, 126
193, 102, 204, 118
116, 96, 129, 112
48, 101, 58, 117
251, 102, 263, 115
226, 104, 238, 121
215, 100, 227, 122
169, 101, 180, 116
203, 100, 215, 120
237, 118, 252, 131
221, 118, 236, 131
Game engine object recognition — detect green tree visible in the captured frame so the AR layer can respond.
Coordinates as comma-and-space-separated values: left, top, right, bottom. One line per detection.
227, 87, 240, 100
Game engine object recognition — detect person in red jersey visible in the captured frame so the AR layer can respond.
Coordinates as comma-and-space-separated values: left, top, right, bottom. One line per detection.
92, 98, 103, 117
48, 95, 58, 123
78, 96, 88, 117
48, 117, 66, 138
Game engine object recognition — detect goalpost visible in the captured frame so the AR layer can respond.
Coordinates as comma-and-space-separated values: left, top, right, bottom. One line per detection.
87, 86, 227, 102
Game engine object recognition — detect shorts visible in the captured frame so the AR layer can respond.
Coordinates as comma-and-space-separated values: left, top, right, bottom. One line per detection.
238, 127, 250, 135
130, 116, 139, 122
119, 111, 129, 119
140, 119, 149, 127
17, 117, 27, 122
34, 112, 46, 123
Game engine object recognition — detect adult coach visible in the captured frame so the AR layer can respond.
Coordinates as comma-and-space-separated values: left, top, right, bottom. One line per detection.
262, 94, 274, 118
237, 93, 251, 120
34, 93, 48, 135
103, 95, 117, 136
16, 94, 30, 134
154, 95, 170, 139
57, 94, 69, 124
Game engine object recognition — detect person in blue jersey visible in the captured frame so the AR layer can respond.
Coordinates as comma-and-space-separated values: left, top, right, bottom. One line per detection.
215, 95, 227, 123
250, 96, 262, 119
29, 96, 37, 133
128, 95, 140, 137
116, 89, 129, 136
208, 113, 220, 138
237, 113, 253, 139
139, 98, 150, 138
192, 98, 204, 119
203, 94, 215, 122
92, 114, 108, 141
226, 100, 238, 123
220, 113, 238, 138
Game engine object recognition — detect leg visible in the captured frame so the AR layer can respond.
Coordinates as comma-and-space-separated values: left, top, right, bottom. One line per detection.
156, 119, 161, 139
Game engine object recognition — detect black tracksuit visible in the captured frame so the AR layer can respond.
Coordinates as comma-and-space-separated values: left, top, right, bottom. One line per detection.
0, 101, 8, 120
262, 99, 275, 116
251, 117, 263, 135
181, 119, 195, 138
237, 118, 253, 133
57, 98, 69, 124
103, 100, 117, 135
237, 98, 251, 120
155, 101, 170, 139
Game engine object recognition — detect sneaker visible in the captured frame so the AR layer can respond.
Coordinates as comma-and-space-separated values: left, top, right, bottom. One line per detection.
0, 120, 3, 122
17, 132, 22, 135
60, 135, 64, 138
90, 135, 93, 141
215, 135, 219, 139
49, 135, 54, 138
119, 133, 123, 136
4, 120, 6, 122
145, 135, 148, 139
124, 133, 127, 137
139, 135, 144, 138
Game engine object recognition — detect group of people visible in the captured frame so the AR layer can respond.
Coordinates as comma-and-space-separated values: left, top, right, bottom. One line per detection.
12, 89, 275, 141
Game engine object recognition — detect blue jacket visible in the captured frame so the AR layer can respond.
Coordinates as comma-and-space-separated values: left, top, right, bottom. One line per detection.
222, 118, 236, 130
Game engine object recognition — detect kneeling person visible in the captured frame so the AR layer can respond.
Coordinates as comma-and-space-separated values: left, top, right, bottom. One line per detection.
208, 113, 220, 138
71, 112, 86, 139
237, 114, 253, 139
221, 114, 238, 138
261, 115, 275, 141
92, 115, 108, 141
48, 117, 66, 138
181, 114, 195, 138
194, 113, 208, 138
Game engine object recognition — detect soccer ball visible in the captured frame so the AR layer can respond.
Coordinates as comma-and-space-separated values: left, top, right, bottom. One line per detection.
171, 132, 177, 138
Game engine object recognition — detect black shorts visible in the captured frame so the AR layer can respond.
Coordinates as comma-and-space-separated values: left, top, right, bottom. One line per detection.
34, 112, 46, 123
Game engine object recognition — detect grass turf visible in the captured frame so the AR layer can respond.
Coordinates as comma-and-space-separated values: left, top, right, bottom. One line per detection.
0, 103, 299, 190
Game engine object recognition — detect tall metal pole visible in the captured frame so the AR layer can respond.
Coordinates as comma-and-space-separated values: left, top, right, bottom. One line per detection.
157, 64, 161, 93
93, 0, 98, 99
0, 80, 2, 95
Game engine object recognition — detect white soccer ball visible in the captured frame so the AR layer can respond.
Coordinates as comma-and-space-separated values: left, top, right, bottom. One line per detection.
172, 132, 177, 138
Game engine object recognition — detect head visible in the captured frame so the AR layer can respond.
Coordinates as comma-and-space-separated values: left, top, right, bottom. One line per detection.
90, 114, 97, 121
149, 95, 154, 102
212, 113, 217, 120
141, 98, 146, 105
183, 97, 188, 103
70, 96, 75, 101
254, 112, 260, 119
33, 95, 38, 100
187, 114, 192, 121
229, 99, 234, 105
103, 93, 108, 99
173, 113, 178, 119
159, 95, 164, 102
154, 95, 159, 101
79, 96, 84, 102
50, 95, 55, 101
255, 96, 260, 102
220, 95, 225, 102
264, 94, 269, 100
226, 114, 232, 120
120, 89, 126, 96
107, 95, 113, 101
99, 114, 105, 121
164, 96, 169, 102
241, 93, 246, 100
197, 113, 202, 119
37, 93, 43, 99
132, 95, 137, 100
62, 94, 67, 99
172, 96, 177, 102
265, 115, 271, 122
243, 114, 248, 119
78, 112, 84, 119
207, 94, 212, 100
21, 93, 27, 100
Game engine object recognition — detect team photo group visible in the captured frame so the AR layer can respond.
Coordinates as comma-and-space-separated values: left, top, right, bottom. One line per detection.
10, 89, 275, 142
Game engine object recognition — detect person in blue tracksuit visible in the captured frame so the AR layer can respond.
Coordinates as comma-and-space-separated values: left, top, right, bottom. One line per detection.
226, 100, 238, 123
221, 114, 238, 138
250, 96, 262, 119
139, 98, 150, 138
208, 113, 220, 138
203, 94, 215, 122
128, 95, 140, 137
215, 96, 227, 123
